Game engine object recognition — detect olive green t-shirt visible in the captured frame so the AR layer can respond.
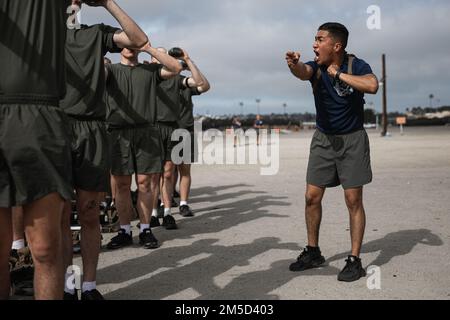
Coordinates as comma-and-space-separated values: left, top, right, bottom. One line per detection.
60, 24, 122, 120
106, 63, 164, 129
156, 74, 185, 122
0, 0, 70, 106
178, 87, 201, 129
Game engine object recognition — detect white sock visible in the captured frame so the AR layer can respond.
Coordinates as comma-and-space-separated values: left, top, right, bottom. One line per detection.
64, 272, 75, 294
82, 281, 96, 293
164, 208, 171, 217
120, 225, 131, 235
140, 224, 150, 232
160, 202, 164, 207
180, 201, 188, 207
11, 239, 25, 250
151, 209, 158, 218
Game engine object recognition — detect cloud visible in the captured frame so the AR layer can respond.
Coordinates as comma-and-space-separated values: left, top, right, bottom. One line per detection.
81, 0, 450, 114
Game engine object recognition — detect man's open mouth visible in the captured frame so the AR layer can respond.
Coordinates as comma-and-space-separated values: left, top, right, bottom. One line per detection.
314, 51, 320, 62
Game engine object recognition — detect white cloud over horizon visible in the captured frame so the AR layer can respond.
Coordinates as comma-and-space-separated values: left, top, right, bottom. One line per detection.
81, 0, 450, 115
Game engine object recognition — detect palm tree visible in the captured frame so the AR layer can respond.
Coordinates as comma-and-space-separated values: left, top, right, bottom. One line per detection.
429, 94, 434, 108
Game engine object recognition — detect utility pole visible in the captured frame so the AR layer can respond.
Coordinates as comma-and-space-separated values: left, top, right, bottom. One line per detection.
381, 54, 388, 137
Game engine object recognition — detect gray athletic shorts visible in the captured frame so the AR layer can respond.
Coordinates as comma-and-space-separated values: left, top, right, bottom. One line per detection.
307, 129, 372, 189
69, 119, 111, 193
0, 104, 73, 207
109, 125, 163, 176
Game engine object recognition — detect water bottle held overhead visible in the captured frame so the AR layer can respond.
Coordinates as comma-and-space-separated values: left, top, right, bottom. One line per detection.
168, 47, 184, 58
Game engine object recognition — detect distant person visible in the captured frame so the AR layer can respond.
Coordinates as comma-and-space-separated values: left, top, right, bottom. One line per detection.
253, 115, 264, 145
232, 116, 242, 147
285, 22, 378, 282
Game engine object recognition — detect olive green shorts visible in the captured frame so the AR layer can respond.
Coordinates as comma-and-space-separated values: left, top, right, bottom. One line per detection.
307, 129, 372, 189
109, 126, 163, 176
0, 104, 73, 207
69, 119, 111, 193
157, 121, 179, 162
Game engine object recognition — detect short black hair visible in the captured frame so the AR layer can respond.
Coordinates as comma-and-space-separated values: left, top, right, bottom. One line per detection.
318, 22, 349, 49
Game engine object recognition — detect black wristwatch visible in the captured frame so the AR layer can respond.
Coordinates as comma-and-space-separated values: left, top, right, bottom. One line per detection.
335, 71, 342, 81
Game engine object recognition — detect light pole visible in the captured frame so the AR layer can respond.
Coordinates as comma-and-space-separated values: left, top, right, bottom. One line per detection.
429, 94, 434, 109
239, 102, 244, 116
381, 54, 388, 137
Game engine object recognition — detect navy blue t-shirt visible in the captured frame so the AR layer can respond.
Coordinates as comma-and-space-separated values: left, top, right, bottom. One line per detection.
306, 55, 373, 134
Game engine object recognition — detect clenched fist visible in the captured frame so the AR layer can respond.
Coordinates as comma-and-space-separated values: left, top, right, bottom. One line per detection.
286, 51, 301, 69
327, 64, 340, 79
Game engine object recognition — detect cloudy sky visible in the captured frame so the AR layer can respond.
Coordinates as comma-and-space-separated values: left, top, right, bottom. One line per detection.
80, 0, 450, 115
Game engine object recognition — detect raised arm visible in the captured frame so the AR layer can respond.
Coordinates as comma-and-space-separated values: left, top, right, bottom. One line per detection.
327, 65, 379, 94
180, 49, 210, 93
140, 42, 182, 78
286, 51, 314, 81
84, 0, 148, 49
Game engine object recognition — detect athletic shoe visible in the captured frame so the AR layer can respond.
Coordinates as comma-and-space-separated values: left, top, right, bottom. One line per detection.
289, 246, 325, 272
179, 205, 194, 217
150, 216, 161, 228
10, 266, 34, 296
81, 289, 104, 300
337, 256, 366, 282
173, 190, 180, 198
106, 229, 133, 250
162, 215, 178, 230
171, 198, 179, 208
63, 291, 78, 300
139, 229, 159, 249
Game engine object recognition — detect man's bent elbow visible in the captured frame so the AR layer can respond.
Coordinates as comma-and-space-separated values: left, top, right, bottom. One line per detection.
368, 83, 379, 94
133, 34, 148, 49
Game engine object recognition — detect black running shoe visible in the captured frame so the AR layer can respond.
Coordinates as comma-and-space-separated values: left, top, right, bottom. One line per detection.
337, 255, 366, 282
150, 216, 161, 228
162, 215, 178, 230
173, 190, 180, 198
289, 246, 325, 272
139, 229, 159, 249
171, 198, 179, 208
64, 291, 78, 300
106, 229, 133, 250
179, 205, 194, 217
81, 289, 105, 300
